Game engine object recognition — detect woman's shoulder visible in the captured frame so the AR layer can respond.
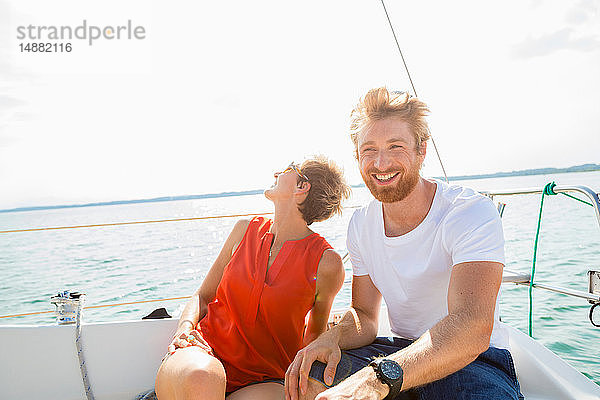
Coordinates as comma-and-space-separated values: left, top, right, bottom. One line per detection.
231, 218, 252, 236
232, 216, 272, 235
315, 249, 345, 293
249, 215, 273, 229
319, 248, 343, 266
228, 217, 269, 250
317, 249, 344, 278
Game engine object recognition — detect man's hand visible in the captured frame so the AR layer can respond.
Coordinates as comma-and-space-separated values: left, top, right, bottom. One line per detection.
285, 332, 342, 400
315, 367, 389, 400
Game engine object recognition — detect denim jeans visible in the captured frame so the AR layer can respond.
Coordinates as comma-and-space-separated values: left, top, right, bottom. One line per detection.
308, 337, 524, 400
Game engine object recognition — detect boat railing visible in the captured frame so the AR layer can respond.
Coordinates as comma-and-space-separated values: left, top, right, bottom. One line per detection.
1, 183, 599, 329
481, 184, 600, 227
340, 184, 600, 331
481, 185, 600, 301
480, 183, 600, 331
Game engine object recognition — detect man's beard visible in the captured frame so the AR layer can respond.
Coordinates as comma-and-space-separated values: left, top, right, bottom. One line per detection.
361, 161, 421, 203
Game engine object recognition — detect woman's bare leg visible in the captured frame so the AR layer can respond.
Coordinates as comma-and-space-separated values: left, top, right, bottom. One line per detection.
155, 347, 226, 400
226, 382, 284, 400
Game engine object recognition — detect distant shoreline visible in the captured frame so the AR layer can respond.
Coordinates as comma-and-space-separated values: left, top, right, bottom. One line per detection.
2, 163, 599, 214
434, 163, 600, 181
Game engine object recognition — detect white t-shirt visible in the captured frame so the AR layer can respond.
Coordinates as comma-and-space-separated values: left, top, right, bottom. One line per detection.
347, 180, 509, 349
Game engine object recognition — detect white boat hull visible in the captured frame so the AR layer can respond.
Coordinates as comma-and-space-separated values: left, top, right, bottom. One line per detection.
1, 315, 599, 400
1, 319, 177, 400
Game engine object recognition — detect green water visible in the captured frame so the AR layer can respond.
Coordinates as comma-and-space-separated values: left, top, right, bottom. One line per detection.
1, 171, 599, 384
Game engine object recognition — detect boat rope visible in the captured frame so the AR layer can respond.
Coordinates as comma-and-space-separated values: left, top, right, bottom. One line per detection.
0, 206, 363, 234
0, 296, 191, 320
528, 182, 596, 336
75, 295, 95, 400
528, 183, 551, 336
379, 0, 449, 183
559, 192, 594, 207
0, 212, 358, 320
0, 256, 353, 320
5, 184, 593, 328
0, 212, 274, 234
0, 256, 356, 320
0, 257, 357, 320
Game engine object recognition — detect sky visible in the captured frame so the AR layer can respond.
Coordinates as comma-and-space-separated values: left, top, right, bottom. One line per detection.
0, 0, 599, 209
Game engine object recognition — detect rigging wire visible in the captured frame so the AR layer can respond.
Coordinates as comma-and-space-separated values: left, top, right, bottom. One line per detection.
1, 206, 362, 234
0, 296, 192, 320
0, 212, 274, 234
379, 0, 449, 183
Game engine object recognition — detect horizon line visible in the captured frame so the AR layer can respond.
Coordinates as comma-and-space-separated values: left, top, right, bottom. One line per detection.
1, 163, 599, 214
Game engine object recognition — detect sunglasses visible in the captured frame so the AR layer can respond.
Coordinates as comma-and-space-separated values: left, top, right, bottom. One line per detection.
281, 162, 309, 181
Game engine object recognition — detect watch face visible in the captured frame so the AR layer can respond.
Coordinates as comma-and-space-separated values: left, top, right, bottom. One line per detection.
381, 360, 402, 380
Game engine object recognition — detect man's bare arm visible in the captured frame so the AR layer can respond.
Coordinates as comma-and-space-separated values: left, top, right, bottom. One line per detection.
315, 261, 503, 399
389, 261, 502, 390
333, 274, 383, 349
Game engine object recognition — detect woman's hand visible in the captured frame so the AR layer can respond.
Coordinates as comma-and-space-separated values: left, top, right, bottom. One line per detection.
168, 328, 213, 355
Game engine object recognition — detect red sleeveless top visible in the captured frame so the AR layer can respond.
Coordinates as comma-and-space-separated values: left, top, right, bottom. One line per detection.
198, 216, 333, 393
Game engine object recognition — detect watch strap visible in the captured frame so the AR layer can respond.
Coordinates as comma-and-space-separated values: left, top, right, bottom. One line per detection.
369, 358, 403, 399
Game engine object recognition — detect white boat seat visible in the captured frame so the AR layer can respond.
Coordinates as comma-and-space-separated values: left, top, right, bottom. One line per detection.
503, 269, 531, 284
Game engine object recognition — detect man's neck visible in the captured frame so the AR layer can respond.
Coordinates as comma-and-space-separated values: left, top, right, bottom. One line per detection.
382, 178, 437, 237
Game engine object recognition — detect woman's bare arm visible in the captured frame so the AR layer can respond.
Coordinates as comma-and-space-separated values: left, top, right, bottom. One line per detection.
168, 219, 250, 352
303, 249, 345, 346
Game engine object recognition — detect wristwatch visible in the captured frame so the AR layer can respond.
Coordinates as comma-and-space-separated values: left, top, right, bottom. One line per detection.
369, 358, 403, 399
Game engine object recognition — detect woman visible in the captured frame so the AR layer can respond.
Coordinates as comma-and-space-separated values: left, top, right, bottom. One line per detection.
155, 156, 351, 400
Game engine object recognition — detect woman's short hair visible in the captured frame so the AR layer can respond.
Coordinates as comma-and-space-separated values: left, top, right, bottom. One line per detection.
297, 156, 351, 225
350, 87, 430, 158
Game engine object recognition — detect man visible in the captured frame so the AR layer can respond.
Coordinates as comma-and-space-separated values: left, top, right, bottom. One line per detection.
285, 88, 522, 400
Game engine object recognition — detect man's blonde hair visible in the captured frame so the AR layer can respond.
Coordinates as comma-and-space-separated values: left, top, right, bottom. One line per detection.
350, 87, 430, 158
